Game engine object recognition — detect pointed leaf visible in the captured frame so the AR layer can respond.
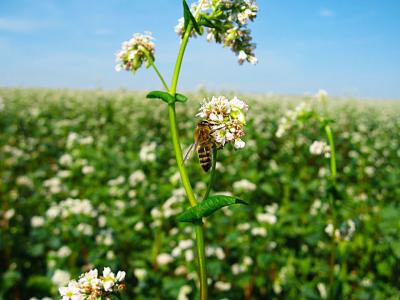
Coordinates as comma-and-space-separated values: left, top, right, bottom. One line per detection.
199, 16, 217, 29
177, 195, 248, 222
183, 0, 201, 35
175, 93, 188, 103
146, 91, 175, 104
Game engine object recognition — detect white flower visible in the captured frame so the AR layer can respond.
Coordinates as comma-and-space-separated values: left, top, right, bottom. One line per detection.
178, 239, 194, 250
238, 50, 248, 61
310, 141, 330, 157
31, 216, 45, 227
59, 154, 73, 166
257, 213, 277, 224
52, 270, 71, 288
102, 267, 116, 292
233, 179, 256, 191
82, 165, 94, 174
215, 281, 231, 291
324, 223, 334, 236
129, 170, 146, 186
115, 32, 156, 73
134, 268, 147, 280
157, 253, 173, 265
57, 246, 72, 258
134, 221, 144, 231
60, 267, 125, 298
251, 227, 267, 237
316, 89, 328, 102
59, 280, 81, 300
79, 269, 101, 292
196, 95, 248, 150
317, 282, 327, 299
140, 142, 157, 162
116, 271, 126, 282
234, 138, 246, 149
178, 285, 192, 300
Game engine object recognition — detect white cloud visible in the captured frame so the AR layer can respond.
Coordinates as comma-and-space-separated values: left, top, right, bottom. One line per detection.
0, 17, 41, 32
319, 9, 334, 17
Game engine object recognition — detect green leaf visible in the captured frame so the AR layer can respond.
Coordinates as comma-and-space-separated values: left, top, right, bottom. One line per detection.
175, 93, 188, 103
146, 91, 175, 104
146, 91, 188, 104
177, 195, 248, 222
183, 0, 201, 35
198, 16, 217, 29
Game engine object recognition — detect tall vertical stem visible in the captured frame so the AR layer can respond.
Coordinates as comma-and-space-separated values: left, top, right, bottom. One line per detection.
166, 7, 208, 299
324, 124, 340, 298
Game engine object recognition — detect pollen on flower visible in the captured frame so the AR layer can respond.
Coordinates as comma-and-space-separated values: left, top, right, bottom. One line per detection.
115, 32, 155, 73
59, 267, 126, 299
197, 95, 249, 149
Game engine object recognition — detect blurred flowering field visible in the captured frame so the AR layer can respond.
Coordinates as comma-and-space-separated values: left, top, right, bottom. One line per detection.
0, 88, 399, 299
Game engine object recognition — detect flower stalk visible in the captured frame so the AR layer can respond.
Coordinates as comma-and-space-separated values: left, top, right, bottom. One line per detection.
115, 1, 256, 298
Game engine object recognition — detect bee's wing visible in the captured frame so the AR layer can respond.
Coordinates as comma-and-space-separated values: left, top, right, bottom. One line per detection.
183, 142, 197, 164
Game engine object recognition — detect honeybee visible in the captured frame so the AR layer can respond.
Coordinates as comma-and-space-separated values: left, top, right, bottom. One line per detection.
184, 121, 224, 172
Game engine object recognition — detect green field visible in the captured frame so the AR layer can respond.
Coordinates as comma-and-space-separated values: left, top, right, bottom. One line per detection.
0, 88, 399, 299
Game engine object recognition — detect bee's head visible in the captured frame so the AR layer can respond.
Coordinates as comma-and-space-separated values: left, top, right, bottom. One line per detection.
198, 120, 211, 126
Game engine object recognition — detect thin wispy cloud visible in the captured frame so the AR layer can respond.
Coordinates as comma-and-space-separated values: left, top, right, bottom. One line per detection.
0, 17, 41, 32
319, 9, 334, 18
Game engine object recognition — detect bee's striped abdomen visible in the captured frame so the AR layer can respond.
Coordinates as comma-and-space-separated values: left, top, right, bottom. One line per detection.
197, 143, 212, 172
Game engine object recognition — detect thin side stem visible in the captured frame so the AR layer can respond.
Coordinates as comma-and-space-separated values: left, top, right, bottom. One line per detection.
203, 148, 217, 200
141, 47, 169, 91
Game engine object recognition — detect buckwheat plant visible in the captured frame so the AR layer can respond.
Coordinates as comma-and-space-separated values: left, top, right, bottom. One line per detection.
276, 90, 352, 299
59, 268, 126, 299
115, 1, 258, 298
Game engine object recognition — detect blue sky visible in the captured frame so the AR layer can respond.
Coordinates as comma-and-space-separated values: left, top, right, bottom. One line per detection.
0, 0, 399, 99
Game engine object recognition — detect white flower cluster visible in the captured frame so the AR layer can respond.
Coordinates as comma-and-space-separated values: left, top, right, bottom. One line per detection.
275, 102, 312, 138
175, 0, 259, 65
197, 96, 249, 149
309, 140, 331, 158
59, 268, 125, 300
46, 198, 96, 219
115, 32, 155, 73
325, 219, 356, 241
233, 179, 256, 191
257, 203, 278, 225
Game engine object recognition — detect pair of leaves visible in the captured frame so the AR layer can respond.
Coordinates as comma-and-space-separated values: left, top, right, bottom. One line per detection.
183, 0, 201, 35
177, 195, 248, 223
146, 91, 188, 104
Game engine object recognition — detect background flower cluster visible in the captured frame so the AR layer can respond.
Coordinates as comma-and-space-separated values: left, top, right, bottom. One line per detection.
0, 88, 399, 299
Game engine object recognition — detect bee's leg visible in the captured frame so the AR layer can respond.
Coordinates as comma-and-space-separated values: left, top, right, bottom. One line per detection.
183, 143, 195, 164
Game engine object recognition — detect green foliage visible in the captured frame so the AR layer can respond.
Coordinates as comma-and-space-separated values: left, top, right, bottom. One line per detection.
177, 195, 247, 222
0, 88, 400, 299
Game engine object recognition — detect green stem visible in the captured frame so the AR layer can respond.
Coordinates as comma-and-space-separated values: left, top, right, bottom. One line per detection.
166, 3, 208, 299
168, 104, 197, 207
141, 47, 169, 91
324, 125, 337, 184
203, 148, 217, 200
138, 5, 208, 299
324, 124, 341, 298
